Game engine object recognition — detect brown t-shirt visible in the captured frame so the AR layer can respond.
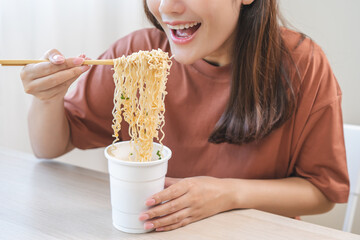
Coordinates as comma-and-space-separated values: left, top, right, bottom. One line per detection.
64, 28, 349, 203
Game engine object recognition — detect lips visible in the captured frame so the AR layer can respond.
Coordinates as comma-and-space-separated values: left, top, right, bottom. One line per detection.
166, 22, 201, 44
174, 25, 201, 38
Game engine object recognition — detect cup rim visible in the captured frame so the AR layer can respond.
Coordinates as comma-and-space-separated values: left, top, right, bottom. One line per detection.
104, 141, 172, 166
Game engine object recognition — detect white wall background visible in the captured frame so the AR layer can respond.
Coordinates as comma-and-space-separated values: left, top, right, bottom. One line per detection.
0, 0, 359, 234
0, 0, 151, 173
280, 0, 360, 125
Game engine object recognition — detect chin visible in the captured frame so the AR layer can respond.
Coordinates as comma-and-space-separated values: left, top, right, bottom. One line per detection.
172, 54, 198, 65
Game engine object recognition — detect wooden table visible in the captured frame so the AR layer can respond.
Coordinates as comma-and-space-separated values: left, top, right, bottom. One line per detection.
0, 149, 359, 240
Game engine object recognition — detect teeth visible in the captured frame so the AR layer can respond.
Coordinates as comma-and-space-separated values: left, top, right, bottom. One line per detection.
167, 22, 200, 30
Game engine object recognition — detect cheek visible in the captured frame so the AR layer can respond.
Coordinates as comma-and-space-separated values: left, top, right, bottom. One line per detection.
208, 4, 240, 36
146, 0, 160, 18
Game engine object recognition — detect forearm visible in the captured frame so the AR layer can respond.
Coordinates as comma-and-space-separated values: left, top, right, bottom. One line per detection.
224, 177, 334, 217
28, 97, 74, 158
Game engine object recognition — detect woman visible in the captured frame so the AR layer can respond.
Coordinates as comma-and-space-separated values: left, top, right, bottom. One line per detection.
20, 0, 349, 232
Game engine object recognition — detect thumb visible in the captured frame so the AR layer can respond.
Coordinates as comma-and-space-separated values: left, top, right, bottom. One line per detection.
165, 177, 181, 188
43, 48, 65, 65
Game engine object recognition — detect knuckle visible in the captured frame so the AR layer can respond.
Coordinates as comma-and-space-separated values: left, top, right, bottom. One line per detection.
149, 207, 162, 219
152, 219, 160, 228
185, 179, 194, 189
23, 84, 34, 94
72, 67, 82, 77
181, 218, 189, 227
173, 214, 180, 223
168, 201, 177, 213
24, 87, 32, 94
47, 75, 59, 86
63, 61, 70, 69
153, 195, 162, 204
64, 80, 73, 89
170, 187, 178, 197
148, 211, 156, 219
60, 79, 70, 88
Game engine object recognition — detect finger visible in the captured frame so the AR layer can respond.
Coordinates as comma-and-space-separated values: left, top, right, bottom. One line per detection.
24, 65, 89, 93
22, 57, 86, 81
146, 181, 188, 207
34, 77, 76, 101
155, 217, 193, 232
43, 49, 65, 64
165, 177, 181, 188
77, 54, 92, 61
143, 208, 191, 231
141, 195, 189, 221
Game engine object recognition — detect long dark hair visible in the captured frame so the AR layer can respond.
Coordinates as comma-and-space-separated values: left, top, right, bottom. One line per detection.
144, 0, 299, 144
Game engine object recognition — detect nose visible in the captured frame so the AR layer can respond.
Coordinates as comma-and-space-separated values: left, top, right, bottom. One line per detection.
159, 0, 185, 15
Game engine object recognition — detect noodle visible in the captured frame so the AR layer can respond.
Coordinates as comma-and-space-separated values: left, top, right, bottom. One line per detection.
111, 49, 172, 162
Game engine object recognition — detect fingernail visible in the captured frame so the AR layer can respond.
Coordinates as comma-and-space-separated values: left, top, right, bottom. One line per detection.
156, 227, 164, 232
139, 213, 149, 221
53, 55, 65, 62
146, 199, 156, 206
73, 58, 84, 65
144, 222, 154, 230
80, 65, 90, 72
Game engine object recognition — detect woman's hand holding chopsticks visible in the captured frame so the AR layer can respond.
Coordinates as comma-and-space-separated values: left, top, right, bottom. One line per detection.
20, 49, 90, 101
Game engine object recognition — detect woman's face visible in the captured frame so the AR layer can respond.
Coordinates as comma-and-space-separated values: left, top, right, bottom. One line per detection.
146, 0, 253, 66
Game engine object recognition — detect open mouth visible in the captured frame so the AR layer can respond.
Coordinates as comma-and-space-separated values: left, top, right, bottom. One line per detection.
167, 22, 201, 40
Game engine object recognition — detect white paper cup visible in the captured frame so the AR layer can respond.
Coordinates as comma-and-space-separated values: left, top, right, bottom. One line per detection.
104, 141, 172, 234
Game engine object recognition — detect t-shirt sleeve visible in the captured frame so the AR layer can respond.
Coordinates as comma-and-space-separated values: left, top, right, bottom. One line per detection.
64, 33, 136, 149
64, 50, 115, 149
293, 97, 349, 203
290, 43, 349, 203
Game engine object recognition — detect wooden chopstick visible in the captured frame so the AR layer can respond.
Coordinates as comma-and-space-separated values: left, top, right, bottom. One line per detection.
0, 59, 114, 66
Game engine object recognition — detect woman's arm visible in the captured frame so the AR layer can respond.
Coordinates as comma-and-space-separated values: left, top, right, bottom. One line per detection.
140, 176, 334, 231
21, 49, 90, 158
28, 97, 74, 158
226, 177, 335, 217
